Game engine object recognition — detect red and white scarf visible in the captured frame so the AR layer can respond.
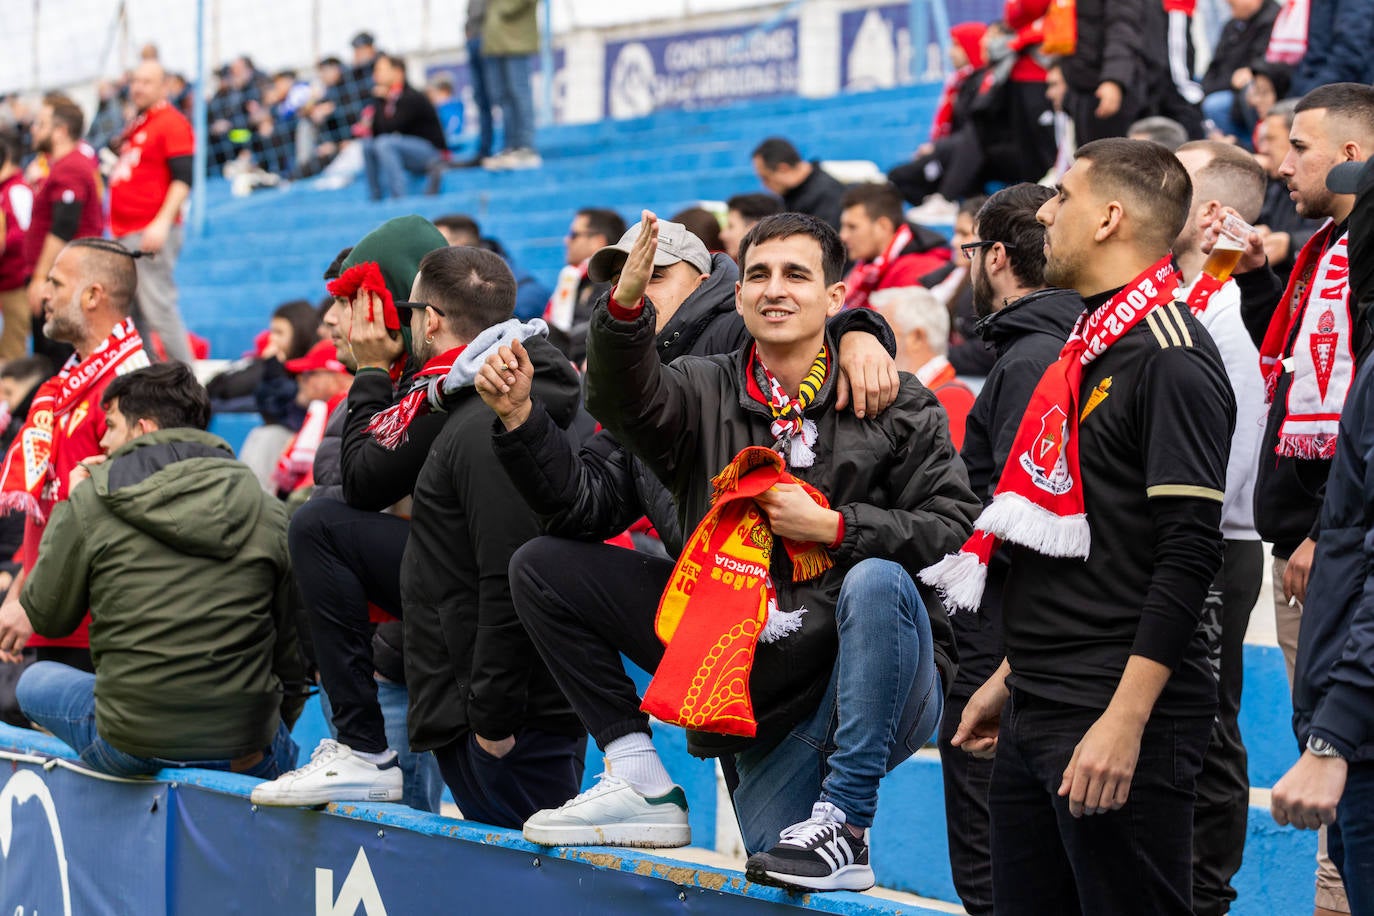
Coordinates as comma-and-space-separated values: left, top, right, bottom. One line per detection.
366, 346, 466, 450
0, 318, 147, 522
921, 257, 1179, 611
272, 392, 345, 494
543, 261, 588, 332
1258, 221, 1351, 460
1184, 269, 1227, 316
1267, 0, 1309, 64
845, 224, 914, 310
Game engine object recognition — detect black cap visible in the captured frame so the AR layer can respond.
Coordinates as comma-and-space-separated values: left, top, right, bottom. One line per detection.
351, 32, 375, 49
1327, 160, 1373, 195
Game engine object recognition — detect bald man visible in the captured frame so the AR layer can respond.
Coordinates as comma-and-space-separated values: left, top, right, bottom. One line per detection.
109, 59, 195, 364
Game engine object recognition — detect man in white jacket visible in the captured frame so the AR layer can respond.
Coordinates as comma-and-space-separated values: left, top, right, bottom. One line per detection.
1171, 138, 1269, 916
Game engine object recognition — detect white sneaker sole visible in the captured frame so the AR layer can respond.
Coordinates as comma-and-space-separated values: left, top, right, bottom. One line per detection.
759, 863, 875, 893
250, 784, 403, 807
522, 821, 691, 848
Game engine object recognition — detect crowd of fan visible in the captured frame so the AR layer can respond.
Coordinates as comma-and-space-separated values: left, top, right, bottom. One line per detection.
3, 1, 1374, 914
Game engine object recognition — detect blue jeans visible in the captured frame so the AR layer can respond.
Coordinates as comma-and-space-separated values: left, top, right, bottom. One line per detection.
1330, 762, 1374, 916
731, 558, 942, 853
483, 54, 535, 152
362, 133, 442, 200
1202, 90, 1250, 148
16, 661, 298, 779
318, 678, 444, 813
467, 37, 494, 158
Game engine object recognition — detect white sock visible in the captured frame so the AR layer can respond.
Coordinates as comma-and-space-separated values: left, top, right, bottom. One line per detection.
353, 748, 397, 766
604, 733, 675, 797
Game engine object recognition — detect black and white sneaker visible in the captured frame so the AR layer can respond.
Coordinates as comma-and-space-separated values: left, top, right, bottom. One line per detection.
745, 801, 875, 892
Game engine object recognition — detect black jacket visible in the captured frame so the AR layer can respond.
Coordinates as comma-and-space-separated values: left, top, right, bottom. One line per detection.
1200, 1, 1280, 95
953, 287, 1083, 697
586, 303, 980, 758
403, 336, 585, 748
255, 357, 305, 430
1292, 0, 1374, 95
372, 84, 447, 152
1294, 354, 1374, 761
340, 364, 451, 511
783, 163, 847, 231
1060, 0, 1150, 94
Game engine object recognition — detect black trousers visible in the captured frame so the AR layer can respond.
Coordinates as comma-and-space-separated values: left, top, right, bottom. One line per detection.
432, 727, 587, 830
939, 692, 995, 916
888, 128, 985, 207
1063, 85, 1144, 145
1193, 538, 1264, 915
990, 690, 1211, 915
288, 497, 408, 754
510, 537, 672, 749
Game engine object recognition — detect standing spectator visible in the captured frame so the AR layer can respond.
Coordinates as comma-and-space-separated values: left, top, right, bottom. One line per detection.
10, 363, 305, 780
1150, 0, 1206, 141
1254, 99, 1320, 283
0, 129, 33, 359
1172, 139, 1270, 916
936, 139, 1235, 915
23, 94, 101, 367
361, 55, 447, 202
461, 0, 494, 168
941, 182, 1078, 916
481, 0, 541, 171
400, 246, 586, 829
1229, 82, 1374, 916
1291, 0, 1374, 96
1200, 0, 1281, 142
109, 60, 195, 365
542, 207, 625, 364
721, 193, 782, 260
868, 285, 974, 448
1271, 156, 1374, 914
751, 137, 847, 231
839, 183, 952, 309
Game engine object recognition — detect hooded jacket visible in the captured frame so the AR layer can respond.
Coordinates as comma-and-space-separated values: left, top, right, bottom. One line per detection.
954, 287, 1083, 697
844, 222, 953, 299
403, 335, 585, 749
21, 429, 306, 760
585, 302, 980, 757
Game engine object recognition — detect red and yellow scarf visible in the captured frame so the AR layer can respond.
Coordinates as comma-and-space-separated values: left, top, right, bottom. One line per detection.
922, 256, 1178, 611
640, 447, 832, 737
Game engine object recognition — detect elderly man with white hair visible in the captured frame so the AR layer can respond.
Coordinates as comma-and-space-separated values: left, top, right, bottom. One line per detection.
869, 285, 974, 448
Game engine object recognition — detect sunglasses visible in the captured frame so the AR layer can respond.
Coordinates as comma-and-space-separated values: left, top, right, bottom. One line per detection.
960, 240, 1018, 261
395, 300, 445, 318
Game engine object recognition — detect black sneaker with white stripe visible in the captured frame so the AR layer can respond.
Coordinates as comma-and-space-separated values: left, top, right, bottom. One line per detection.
745, 801, 875, 892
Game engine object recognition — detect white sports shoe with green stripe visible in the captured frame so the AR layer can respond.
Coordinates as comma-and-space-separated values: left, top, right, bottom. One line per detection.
523, 773, 690, 848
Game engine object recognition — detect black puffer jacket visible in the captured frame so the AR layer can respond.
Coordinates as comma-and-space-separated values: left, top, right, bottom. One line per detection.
1200, 0, 1280, 95
403, 336, 585, 748
1058, 0, 1151, 95
953, 287, 1083, 698
586, 303, 980, 758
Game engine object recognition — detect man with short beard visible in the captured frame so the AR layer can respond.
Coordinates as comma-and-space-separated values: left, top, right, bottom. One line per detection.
935, 181, 1081, 916
932, 139, 1235, 915
0, 239, 150, 670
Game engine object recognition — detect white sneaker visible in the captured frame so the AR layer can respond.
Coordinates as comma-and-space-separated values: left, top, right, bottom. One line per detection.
523, 772, 690, 847
249, 739, 402, 806
482, 151, 516, 171
906, 193, 959, 225
504, 148, 543, 170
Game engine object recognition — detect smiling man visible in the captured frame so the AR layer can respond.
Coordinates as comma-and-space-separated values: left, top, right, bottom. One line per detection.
514, 211, 978, 892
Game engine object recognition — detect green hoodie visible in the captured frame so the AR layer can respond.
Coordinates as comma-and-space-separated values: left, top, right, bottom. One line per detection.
21, 428, 305, 761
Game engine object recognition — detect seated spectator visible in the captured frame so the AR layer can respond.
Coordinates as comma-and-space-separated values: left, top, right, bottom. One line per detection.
394, 246, 586, 829
751, 137, 847, 230
1232, 61, 1291, 147
293, 57, 352, 179
273, 340, 353, 497
943, 196, 1000, 377
839, 182, 952, 309
0, 356, 54, 588
238, 299, 318, 492
252, 215, 449, 811
1290, 0, 1374, 96
433, 213, 551, 321
869, 285, 974, 448
1128, 116, 1190, 150
1200, 0, 1280, 144
362, 54, 448, 201
514, 212, 979, 892
670, 206, 724, 253
721, 193, 783, 260
1253, 99, 1321, 283
543, 207, 626, 364
12, 362, 306, 778
426, 75, 464, 150
252, 70, 313, 176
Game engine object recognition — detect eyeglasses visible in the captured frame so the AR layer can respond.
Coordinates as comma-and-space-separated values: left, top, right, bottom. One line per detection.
960, 240, 1017, 261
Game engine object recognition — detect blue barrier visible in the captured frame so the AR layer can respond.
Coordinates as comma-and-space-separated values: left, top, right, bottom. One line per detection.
0, 724, 943, 915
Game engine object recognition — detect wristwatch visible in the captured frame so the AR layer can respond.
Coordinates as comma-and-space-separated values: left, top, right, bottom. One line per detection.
1307, 736, 1346, 760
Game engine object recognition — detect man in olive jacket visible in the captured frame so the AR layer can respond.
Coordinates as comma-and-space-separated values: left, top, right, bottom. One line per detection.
16, 363, 305, 778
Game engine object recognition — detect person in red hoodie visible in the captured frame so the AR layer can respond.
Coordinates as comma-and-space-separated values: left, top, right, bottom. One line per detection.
840, 183, 952, 310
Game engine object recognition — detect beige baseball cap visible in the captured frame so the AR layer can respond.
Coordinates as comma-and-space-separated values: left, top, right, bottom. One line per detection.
587, 219, 712, 283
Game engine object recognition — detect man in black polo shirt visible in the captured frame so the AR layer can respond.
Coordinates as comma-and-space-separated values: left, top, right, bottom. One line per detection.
939, 138, 1236, 915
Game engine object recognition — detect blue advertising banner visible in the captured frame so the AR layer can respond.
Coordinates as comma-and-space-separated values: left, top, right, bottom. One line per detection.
840, 1, 1004, 93
603, 23, 799, 120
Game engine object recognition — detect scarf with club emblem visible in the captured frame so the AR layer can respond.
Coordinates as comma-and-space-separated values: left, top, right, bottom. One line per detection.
1257, 220, 1352, 460
752, 344, 829, 468
921, 256, 1179, 611
640, 446, 833, 737
0, 318, 147, 522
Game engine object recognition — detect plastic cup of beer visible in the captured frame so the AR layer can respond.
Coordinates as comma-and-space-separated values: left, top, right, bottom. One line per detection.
1203, 213, 1254, 283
